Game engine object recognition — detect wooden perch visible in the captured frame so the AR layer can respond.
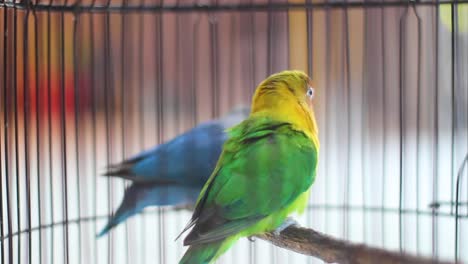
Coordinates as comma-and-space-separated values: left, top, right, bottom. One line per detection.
256, 224, 455, 264
175, 205, 455, 263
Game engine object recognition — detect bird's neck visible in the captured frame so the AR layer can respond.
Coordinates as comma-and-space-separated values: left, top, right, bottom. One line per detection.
250, 96, 319, 146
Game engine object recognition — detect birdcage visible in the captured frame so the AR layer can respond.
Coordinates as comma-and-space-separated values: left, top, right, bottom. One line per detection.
0, 0, 467, 263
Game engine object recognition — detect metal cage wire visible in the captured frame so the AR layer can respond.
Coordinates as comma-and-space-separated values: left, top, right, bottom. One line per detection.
0, 0, 467, 263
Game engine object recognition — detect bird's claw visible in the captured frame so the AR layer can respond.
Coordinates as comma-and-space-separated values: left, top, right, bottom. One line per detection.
248, 236, 255, 242
273, 217, 298, 236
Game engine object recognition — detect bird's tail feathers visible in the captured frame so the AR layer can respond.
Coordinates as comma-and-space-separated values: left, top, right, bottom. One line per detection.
96, 208, 133, 238
101, 159, 149, 182
179, 242, 223, 264
96, 221, 116, 238
102, 161, 133, 176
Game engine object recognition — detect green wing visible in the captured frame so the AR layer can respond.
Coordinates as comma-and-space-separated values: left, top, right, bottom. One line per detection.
183, 116, 318, 246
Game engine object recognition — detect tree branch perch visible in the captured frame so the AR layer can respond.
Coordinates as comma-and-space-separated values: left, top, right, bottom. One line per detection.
176, 205, 456, 263
255, 224, 456, 264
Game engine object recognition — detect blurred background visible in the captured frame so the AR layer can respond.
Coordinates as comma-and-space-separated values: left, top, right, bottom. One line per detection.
0, 0, 467, 263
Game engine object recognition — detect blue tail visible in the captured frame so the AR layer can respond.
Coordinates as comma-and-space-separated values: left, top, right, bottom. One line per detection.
97, 184, 201, 237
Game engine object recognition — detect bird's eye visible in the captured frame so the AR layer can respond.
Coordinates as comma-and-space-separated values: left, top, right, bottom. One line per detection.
306, 87, 314, 99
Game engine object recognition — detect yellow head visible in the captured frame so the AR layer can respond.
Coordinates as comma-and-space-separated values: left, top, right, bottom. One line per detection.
250, 70, 318, 140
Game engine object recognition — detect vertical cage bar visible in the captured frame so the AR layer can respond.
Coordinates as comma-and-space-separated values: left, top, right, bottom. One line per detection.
451, 0, 466, 255
59, 6, 70, 263
248, 2, 256, 97
13, 4, 21, 263
174, 4, 180, 137
450, 1, 456, 218
22, 6, 32, 264
0, 3, 5, 264
120, 0, 130, 261
324, 4, 330, 235
192, 13, 200, 125
157, 60, 166, 264
190, 13, 200, 260
2, 3, 13, 264
138, 0, 145, 154
155, 9, 166, 264
380, 0, 387, 247
344, 1, 351, 241
452, 3, 462, 258
432, 0, 440, 259
152, 0, 164, 261
137, 2, 145, 262
361, 7, 367, 243
119, 3, 127, 260
210, 10, 219, 118
455, 155, 468, 262
162, 1, 168, 263
305, 3, 313, 264
157, 13, 166, 264
32, 6, 42, 264
46, 4, 54, 263
267, 0, 272, 76
0, 0, 2, 259
103, 5, 112, 263
414, 5, 422, 255
0, 5, 4, 259
306, 0, 313, 80
398, 5, 409, 252
248, 7, 256, 264
227, 13, 234, 108
89, 8, 98, 264
72, 10, 82, 264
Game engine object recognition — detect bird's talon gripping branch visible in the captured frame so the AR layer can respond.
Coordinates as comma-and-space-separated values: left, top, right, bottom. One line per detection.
273, 217, 298, 236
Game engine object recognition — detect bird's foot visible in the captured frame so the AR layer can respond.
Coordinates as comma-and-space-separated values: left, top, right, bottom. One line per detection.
273, 217, 298, 236
247, 236, 255, 242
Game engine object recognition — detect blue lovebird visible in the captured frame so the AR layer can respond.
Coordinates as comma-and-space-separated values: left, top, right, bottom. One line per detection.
97, 106, 250, 237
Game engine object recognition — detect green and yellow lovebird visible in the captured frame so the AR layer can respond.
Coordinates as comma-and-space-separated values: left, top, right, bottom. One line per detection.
178, 70, 319, 264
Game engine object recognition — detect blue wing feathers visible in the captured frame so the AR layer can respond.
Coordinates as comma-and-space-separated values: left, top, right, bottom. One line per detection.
98, 106, 250, 237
